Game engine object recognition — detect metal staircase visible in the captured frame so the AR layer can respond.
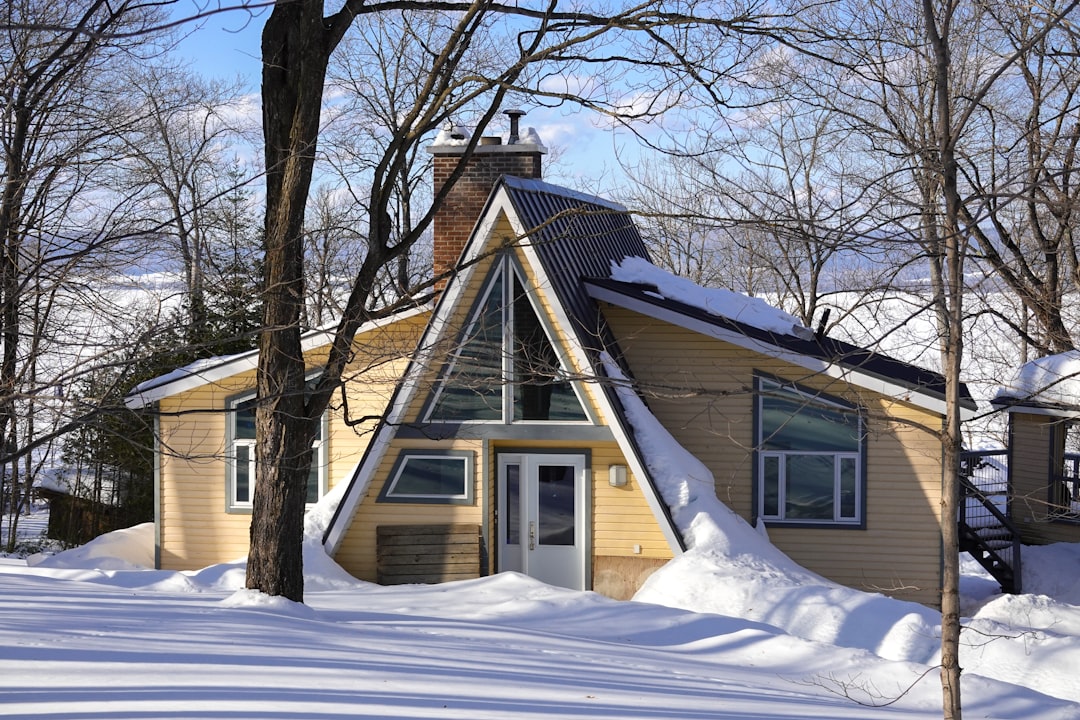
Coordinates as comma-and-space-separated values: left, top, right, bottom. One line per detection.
958, 452, 1021, 594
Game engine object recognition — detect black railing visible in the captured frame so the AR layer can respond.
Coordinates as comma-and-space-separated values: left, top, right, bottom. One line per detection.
1054, 453, 1080, 508
959, 450, 1021, 594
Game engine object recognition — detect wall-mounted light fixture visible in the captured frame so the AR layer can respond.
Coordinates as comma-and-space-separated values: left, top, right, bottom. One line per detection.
608, 464, 627, 487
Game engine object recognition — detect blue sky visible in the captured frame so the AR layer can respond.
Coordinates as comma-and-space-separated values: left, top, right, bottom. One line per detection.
167, 3, 637, 192
170, 2, 266, 83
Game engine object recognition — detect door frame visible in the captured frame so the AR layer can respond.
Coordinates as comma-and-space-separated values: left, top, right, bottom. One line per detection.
494, 449, 591, 590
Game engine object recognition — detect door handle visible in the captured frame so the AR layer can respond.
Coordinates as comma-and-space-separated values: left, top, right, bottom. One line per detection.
529, 521, 536, 550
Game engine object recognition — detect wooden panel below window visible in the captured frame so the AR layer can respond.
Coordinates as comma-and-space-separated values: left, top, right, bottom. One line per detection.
376, 523, 481, 584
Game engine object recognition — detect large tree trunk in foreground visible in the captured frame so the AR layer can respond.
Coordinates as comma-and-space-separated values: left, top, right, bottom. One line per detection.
246, 0, 340, 603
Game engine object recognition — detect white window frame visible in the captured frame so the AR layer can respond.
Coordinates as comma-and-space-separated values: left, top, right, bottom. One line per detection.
376, 450, 474, 505
758, 451, 862, 523
226, 392, 327, 512
756, 377, 865, 526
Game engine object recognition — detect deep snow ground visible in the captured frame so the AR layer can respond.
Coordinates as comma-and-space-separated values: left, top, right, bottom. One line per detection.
0, 519, 1079, 719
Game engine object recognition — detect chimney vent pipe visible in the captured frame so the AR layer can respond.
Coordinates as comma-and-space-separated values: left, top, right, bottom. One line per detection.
505, 108, 525, 144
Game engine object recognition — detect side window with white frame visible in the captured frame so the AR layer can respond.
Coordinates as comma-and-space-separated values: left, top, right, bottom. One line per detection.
227, 393, 326, 511
377, 450, 474, 504
755, 376, 865, 526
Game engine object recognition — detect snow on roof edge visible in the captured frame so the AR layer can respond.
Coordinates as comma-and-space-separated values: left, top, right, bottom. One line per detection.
993, 350, 1080, 412
124, 304, 430, 408
609, 256, 812, 339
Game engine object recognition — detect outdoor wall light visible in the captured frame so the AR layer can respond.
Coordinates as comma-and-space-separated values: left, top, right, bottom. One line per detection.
608, 464, 628, 487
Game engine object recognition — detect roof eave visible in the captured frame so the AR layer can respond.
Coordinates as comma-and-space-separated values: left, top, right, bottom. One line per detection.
124, 304, 430, 409
586, 279, 977, 418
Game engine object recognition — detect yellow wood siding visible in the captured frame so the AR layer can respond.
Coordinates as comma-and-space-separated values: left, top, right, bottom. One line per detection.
334, 437, 675, 597
155, 314, 426, 570
157, 377, 251, 570
1010, 413, 1080, 545
334, 438, 486, 581
331, 220, 677, 597
602, 303, 945, 606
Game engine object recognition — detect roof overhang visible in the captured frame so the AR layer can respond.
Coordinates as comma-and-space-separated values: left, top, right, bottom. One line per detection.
124, 305, 430, 409
990, 396, 1080, 419
586, 280, 978, 419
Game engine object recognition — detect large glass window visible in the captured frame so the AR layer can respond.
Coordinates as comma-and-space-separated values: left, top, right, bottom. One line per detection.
227, 394, 326, 511
426, 256, 588, 423
377, 450, 473, 504
756, 378, 864, 525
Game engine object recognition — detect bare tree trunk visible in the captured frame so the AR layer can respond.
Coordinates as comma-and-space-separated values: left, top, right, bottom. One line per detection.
246, 0, 350, 602
921, 0, 963, 714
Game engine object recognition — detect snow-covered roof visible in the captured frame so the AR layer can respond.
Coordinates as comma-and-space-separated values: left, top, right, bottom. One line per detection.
124, 305, 429, 409
993, 350, 1080, 416
588, 261, 976, 416
610, 257, 813, 339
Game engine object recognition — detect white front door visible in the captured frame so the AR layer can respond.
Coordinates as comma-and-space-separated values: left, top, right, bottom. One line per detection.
497, 453, 587, 590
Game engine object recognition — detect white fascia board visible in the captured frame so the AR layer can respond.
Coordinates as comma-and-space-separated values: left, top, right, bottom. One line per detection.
589, 283, 973, 421
124, 306, 428, 409
994, 400, 1080, 420
511, 213, 685, 555
326, 196, 512, 554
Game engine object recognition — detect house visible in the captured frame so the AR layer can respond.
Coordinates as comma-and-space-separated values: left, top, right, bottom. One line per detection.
989, 352, 1080, 547
127, 122, 975, 607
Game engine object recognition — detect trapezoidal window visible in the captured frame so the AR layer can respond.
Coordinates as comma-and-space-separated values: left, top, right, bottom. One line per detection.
425, 256, 588, 423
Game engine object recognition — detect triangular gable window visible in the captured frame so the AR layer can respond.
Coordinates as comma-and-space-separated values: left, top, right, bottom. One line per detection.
426, 256, 588, 423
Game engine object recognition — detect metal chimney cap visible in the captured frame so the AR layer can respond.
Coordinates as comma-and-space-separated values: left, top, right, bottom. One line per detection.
505, 108, 525, 144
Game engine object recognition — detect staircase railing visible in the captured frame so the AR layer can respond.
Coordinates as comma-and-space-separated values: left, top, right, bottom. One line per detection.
958, 451, 1021, 594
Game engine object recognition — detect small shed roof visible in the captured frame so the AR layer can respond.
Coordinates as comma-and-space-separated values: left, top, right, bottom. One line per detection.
992, 350, 1080, 417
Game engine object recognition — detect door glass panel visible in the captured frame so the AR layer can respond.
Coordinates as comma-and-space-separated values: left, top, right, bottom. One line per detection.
505, 463, 520, 545
537, 464, 575, 546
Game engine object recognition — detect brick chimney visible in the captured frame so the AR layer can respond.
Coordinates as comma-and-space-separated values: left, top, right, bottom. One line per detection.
428, 109, 546, 288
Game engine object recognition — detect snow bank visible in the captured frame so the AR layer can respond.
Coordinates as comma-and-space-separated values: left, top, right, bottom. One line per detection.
602, 353, 944, 662
29, 522, 154, 570
610, 256, 813, 339
994, 350, 1080, 410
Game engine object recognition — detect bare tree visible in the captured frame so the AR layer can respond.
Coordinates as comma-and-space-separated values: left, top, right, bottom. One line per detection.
0, 0, 167, 541
796, 0, 1080, 715
960, 0, 1080, 356
116, 59, 258, 345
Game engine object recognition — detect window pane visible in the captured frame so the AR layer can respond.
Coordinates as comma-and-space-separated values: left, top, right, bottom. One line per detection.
505, 463, 520, 545
235, 402, 256, 440
762, 455, 780, 517
390, 456, 467, 497
761, 389, 859, 452
306, 459, 320, 505
235, 444, 250, 504
430, 273, 504, 420
840, 456, 857, 519
537, 464, 576, 546
511, 275, 587, 422
784, 454, 835, 520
